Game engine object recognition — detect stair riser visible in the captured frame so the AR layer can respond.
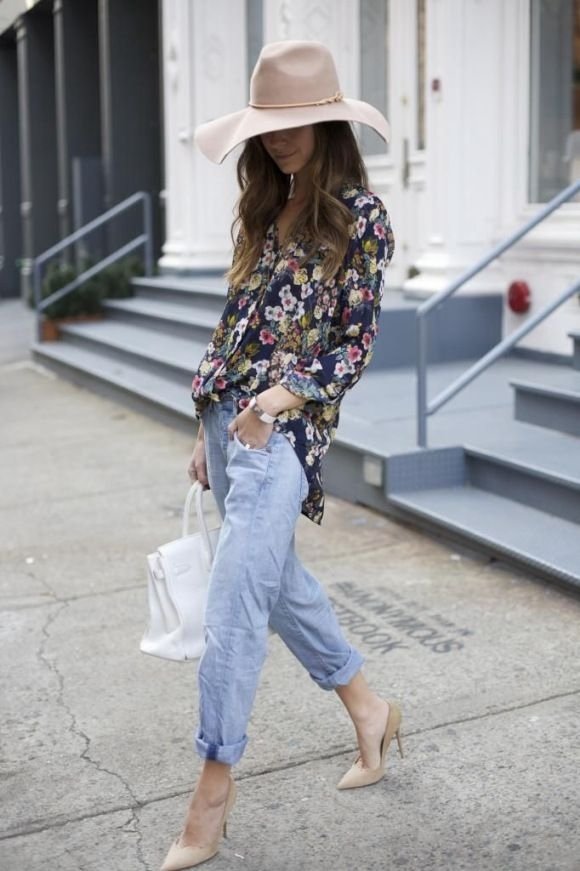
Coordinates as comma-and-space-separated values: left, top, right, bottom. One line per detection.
28, 341, 580, 591
573, 338, 580, 371
60, 331, 195, 387
386, 493, 579, 591
324, 444, 579, 589
514, 390, 580, 438
467, 456, 580, 525
156, 267, 226, 279
31, 347, 197, 437
105, 307, 214, 343
371, 294, 503, 368
136, 286, 226, 312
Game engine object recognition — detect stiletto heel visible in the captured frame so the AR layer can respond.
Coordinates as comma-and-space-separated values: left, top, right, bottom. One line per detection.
395, 728, 404, 758
161, 777, 237, 870
337, 700, 404, 790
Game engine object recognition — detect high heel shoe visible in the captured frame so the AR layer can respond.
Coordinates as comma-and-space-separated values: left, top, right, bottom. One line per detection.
337, 700, 404, 790
160, 777, 237, 871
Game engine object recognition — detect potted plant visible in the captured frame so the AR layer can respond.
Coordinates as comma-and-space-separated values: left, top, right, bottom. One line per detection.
34, 255, 144, 341
96, 254, 144, 300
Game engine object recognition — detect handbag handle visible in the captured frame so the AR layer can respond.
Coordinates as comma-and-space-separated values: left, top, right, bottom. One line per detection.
182, 482, 216, 565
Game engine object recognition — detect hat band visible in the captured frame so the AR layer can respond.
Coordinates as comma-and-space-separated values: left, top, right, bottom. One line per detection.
249, 90, 344, 109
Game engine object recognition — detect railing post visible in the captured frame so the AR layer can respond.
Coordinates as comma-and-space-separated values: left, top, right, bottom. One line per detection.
143, 192, 154, 277
31, 191, 155, 324
417, 314, 428, 448
415, 177, 580, 447
33, 259, 42, 342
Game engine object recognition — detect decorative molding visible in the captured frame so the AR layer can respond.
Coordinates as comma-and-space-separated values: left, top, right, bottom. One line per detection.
280, 0, 292, 38
159, 0, 245, 272
364, 155, 396, 192
264, 0, 358, 96
498, 211, 580, 262
304, 3, 331, 39
202, 34, 226, 82
167, 31, 179, 92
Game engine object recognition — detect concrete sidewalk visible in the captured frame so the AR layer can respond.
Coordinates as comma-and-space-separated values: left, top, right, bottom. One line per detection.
1, 300, 580, 871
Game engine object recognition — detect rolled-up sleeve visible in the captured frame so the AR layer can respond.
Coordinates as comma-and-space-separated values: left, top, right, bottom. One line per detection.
279, 198, 395, 405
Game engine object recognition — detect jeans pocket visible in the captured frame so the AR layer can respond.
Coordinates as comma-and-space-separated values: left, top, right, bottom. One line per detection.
232, 429, 274, 454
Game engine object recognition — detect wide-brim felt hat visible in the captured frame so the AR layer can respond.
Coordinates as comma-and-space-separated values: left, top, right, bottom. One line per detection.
194, 40, 390, 164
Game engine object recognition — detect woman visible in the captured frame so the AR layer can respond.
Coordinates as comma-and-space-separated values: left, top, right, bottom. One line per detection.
162, 41, 401, 871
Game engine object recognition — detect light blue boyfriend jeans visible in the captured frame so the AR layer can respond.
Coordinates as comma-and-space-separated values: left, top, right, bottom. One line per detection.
195, 394, 365, 765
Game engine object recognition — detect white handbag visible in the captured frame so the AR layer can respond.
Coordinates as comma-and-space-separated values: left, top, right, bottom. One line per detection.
140, 482, 222, 662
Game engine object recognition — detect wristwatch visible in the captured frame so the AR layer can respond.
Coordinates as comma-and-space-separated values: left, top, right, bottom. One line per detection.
248, 396, 277, 423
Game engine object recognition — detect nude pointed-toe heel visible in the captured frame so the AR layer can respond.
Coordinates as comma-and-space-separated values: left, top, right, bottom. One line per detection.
161, 778, 237, 871
337, 701, 404, 790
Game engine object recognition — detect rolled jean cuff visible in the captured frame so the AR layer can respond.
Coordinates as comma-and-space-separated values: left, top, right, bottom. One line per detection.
195, 729, 248, 765
313, 646, 365, 691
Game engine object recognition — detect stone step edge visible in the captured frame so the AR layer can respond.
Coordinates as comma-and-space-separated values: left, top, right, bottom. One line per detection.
102, 298, 218, 328
32, 341, 580, 490
388, 488, 580, 588
132, 276, 227, 298
464, 444, 580, 491
58, 322, 205, 376
510, 378, 580, 403
31, 342, 190, 420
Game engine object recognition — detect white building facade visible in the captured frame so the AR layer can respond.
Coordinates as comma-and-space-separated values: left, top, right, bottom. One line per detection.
159, 0, 580, 357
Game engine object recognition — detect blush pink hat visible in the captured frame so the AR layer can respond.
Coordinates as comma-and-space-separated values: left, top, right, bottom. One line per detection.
194, 40, 391, 164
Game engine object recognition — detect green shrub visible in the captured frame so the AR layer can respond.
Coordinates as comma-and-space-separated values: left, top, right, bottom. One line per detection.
97, 254, 144, 300
40, 261, 81, 319
37, 254, 144, 320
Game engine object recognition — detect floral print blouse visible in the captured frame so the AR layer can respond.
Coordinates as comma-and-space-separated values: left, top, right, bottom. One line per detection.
191, 182, 395, 524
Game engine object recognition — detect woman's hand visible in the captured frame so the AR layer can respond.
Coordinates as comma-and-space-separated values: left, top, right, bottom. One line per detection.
228, 408, 274, 449
225, 385, 306, 449
187, 426, 209, 488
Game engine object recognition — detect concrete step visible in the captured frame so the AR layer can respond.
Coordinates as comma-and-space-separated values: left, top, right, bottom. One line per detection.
465, 439, 580, 525
158, 265, 227, 279
568, 330, 580, 370
58, 319, 208, 379
111, 285, 503, 370
387, 485, 580, 591
511, 369, 580, 437
131, 275, 227, 311
31, 338, 196, 433
122, 284, 504, 370
102, 297, 220, 342
31, 332, 580, 591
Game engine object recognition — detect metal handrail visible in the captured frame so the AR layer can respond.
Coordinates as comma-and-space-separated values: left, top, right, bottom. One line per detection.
33, 190, 153, 341
416, 178, 580, 447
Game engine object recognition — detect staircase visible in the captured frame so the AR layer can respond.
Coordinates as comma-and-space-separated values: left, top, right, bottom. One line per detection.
30, 271, 502, 425
382, 335, 580, 592
31, 274, 227, 430
31, 272, 580, 592
511, 336, 580, 438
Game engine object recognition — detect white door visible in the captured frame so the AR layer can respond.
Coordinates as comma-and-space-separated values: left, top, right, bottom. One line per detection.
359, 0, 428, 290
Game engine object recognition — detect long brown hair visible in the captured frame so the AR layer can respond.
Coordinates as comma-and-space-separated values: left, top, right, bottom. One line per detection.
226, 121, 369, 288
